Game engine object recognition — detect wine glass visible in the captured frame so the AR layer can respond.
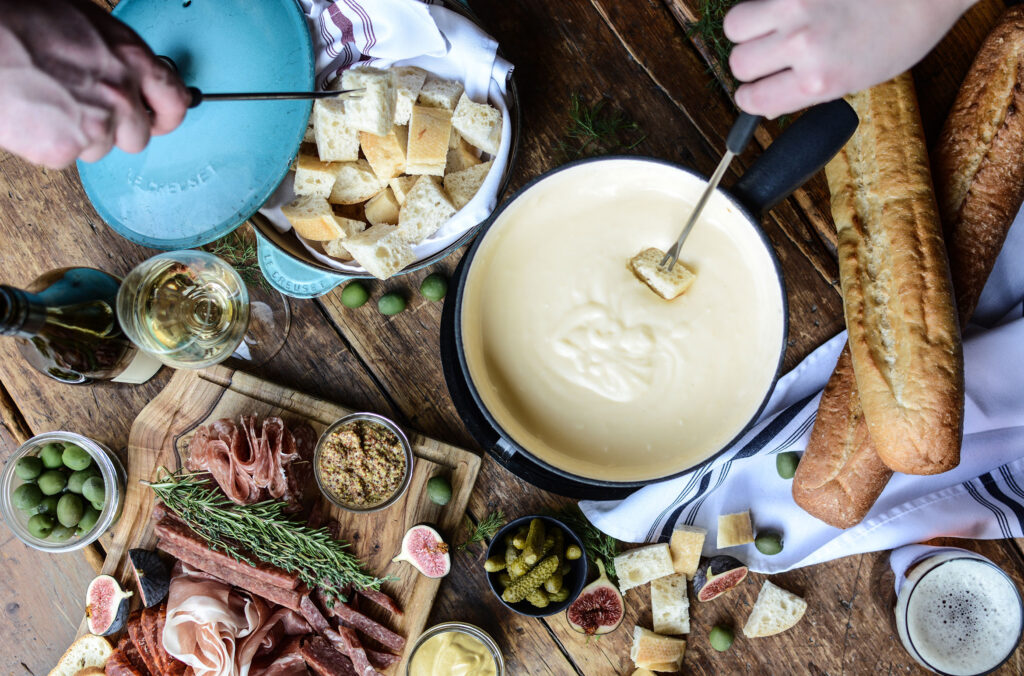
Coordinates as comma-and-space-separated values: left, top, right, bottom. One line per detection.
116, 250, 290, 369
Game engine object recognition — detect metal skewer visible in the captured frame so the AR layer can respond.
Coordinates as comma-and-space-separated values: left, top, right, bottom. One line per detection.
184, 87, 365, 108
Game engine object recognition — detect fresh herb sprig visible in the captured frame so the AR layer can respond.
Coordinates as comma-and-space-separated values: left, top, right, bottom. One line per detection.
544, 505, 621, 582
203, 228, 272, 292
686, 0, 740, 93
457, 509, 506, 553
146, 470, 389, 602
558, 93, 646, 160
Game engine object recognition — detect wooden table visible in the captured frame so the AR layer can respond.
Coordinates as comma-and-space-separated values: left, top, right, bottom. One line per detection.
2, 0, 1023, 674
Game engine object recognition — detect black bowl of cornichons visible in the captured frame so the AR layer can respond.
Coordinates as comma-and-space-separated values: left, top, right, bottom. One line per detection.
484, 515, 588, 617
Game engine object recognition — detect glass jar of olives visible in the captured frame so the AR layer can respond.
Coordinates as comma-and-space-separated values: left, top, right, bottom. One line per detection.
0, 431, 125, 552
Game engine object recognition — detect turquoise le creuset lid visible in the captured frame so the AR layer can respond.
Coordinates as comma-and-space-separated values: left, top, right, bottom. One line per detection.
77, 0, 314, 250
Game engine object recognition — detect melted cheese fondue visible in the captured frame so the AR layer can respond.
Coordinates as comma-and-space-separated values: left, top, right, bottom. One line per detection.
462, 160, 785, 482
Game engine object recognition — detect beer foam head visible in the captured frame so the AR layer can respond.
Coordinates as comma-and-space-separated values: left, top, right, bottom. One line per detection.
906, 559, 1022, 675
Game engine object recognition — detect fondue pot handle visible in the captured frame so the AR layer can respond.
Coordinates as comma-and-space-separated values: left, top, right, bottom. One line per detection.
730, 98, 859, 216
253, 229, 350, 298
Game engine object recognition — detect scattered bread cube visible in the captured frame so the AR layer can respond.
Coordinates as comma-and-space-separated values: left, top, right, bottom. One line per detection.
392, 65, 428, 125
397, 175, 456, 242
743, 581, 807, 637
651, 573, 690, 635
303, 117, 316, 143
452, 92, 502, 155
389, 175, 418, 205
629, 248, 696, 301
329, 159, 384, 205
360, 126, 408, 180
444, 160, 492, 210
282, 196, 364, 241
293, 153, 337, 199
717, 511, 754, 548
446, 137, 482, 174
343, 224, 416, 279
340, 67, 397, 136
614, 544, 676, 593
630, 627, 686, 672
407, 105, 453, 176
313, 99, 360, 162
669, 525, 706, 579
364, 188, 401, 226
417, 75, 464, 110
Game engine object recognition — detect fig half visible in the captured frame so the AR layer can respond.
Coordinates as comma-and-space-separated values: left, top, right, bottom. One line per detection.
693, 555, 748, 602
129, 548, 170, 608
565, 559, 624, 635
85, 574, 132, 636
391, 525, 450, 578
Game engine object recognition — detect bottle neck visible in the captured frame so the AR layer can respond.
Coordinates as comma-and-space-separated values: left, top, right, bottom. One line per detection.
0, 286, 46, 337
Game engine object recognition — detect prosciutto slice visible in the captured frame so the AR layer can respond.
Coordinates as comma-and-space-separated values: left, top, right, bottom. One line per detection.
163, 564, 308, 676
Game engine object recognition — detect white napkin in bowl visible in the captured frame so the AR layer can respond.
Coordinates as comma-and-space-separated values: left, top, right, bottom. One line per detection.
259, 0, 515, 273
580, 208, 1024, 575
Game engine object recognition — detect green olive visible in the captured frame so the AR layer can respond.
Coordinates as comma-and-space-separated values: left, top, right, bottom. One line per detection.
36, 495, 58, 516
14, 456, 43, 481
67, 468, 98, 494
61, 444, 92, 471
37, 470, 67, 496
341, 281, 369, 308
82, 476, 105, 504
776, 451, 800, 479
77, 506, 100, 535
50, 524, 76, 542
56, 493, 84, 528
377, 293, 406, 316
39, 443, 64, 469
755, 531, 784, 555
27, 513, 54, 539
12, 483, 43, 511
419, 273, 448, 302
709, 624, 734, 651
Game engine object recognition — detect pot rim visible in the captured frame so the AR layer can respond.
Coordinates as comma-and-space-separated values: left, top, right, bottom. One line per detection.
451, 154, 790, 489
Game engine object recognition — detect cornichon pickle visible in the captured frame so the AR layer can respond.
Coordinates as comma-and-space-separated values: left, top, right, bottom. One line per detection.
526, 588, 550, 608
498, 572, 512, 588
505, 544, 520, 573
502, 554, 560, 603
565, 544, 583, 561
521, 519, 546, 566
547, 587, 570, 603
512, 526, 529, 550
484, 556, 506, 572
509, 554, 531, 578
560, 561, 571, 576
544, 569, 563, 594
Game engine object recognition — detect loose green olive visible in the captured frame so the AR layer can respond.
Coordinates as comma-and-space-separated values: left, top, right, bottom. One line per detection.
377, 293, 406, 316
755, 531, 784, 555
57, 493, 84, 528
27, 513, 54, 539
14, 456, 43, 481
419, 273, 448, 301
50, 524, 76, 542
709, 624, 734, 651
77, 506, 100, 535
776, 451, 800, 479
39, 443, 64, 469
67, 468, 98, 494
37, 470, 67, 495
341, 281, 369, 308
81, 476, 105, 505
61, 444, 92, 471
36, 496, 58, 516
12, 483, 43, 511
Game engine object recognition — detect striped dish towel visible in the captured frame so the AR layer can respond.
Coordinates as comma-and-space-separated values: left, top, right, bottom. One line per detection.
581, 205, 1024, 575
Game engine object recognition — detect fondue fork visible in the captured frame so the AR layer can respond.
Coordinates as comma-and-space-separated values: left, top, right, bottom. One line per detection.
660, 112, 761, 271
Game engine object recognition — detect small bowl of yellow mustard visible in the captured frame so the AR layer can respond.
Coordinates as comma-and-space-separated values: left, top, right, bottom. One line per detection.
407, 622, 504, 676
313, 412, 414, 513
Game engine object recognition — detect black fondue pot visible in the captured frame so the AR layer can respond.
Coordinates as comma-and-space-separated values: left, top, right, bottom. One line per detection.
441, 100, 859, 499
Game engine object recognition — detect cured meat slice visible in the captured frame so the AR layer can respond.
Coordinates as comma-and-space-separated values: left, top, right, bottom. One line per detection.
127, 610, 160, 676
118, 634, 150, 676
105, 649, 145, 676
324, 627, 378, 676
323, 603, 405, 653
364, 648, 400, 670
355, 589, 402, 616
251, 637, 308, 676
186, 419, 261, 504
299, 594, 331, 635
301, 637, 358, 676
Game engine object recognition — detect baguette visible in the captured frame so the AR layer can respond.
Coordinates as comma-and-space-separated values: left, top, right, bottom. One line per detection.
825, 72, 963, 476
795, 10, 1024, 526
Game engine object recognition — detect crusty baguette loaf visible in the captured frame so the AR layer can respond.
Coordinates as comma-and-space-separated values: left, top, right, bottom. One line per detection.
825, 72, 963, 476
795, 10, 1024, 526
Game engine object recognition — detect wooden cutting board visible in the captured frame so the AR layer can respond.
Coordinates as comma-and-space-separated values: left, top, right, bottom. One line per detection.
96, 365, 482, 674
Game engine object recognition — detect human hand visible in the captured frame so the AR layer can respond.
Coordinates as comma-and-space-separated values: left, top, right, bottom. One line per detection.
0, 0, 189, 169
724, 0, 977, 118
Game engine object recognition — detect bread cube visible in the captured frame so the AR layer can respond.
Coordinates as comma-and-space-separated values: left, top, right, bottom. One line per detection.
743, 581, 807, 637
669, 525, 706, 579
630, 627, 686, 672
446, 136, 482, 174
629, 248, 696, 301
293, 153, 337, 199
417, 75, 464, 110
397, 176, 456, 243
282, 196, 361, 242
329, 159, 383, 205
303, 116, 316, 143
406, 105, 453, 176
444, 160, 491, 210
340, 67, 397, 136
452, 93, 502, 155
391, 65, 428, 125
717, 511, 754, 548
651, 574, 690, 635
360, 126, 408, 180
613, 544, 675, 593
323, 224, 367, 261
364, 188, 400, 226
313, 99, 359, 162
389, 175, 418, 205
343, 224, 416, 280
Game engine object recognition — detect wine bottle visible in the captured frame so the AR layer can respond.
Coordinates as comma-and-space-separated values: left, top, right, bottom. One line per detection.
0, 267, 162, 384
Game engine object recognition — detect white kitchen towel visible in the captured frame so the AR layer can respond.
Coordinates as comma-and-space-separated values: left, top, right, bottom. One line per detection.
581, 208, 1024, 575
259, 0, 514, 272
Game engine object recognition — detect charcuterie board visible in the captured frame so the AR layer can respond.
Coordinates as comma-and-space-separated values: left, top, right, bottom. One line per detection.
94, 365, 482, 673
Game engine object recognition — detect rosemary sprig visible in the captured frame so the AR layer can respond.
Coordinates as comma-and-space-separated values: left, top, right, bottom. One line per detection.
146, 471, 389, 602
544, 505, 621, 583
558, 93, 646, 160
457, 509, 506, 553
203, 228, 272, 292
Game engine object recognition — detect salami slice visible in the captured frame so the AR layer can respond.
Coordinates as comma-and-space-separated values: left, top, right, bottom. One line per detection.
301, 637, 359, 676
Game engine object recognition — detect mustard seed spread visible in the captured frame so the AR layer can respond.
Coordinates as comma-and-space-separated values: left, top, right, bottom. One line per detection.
317, 420, 406, 508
